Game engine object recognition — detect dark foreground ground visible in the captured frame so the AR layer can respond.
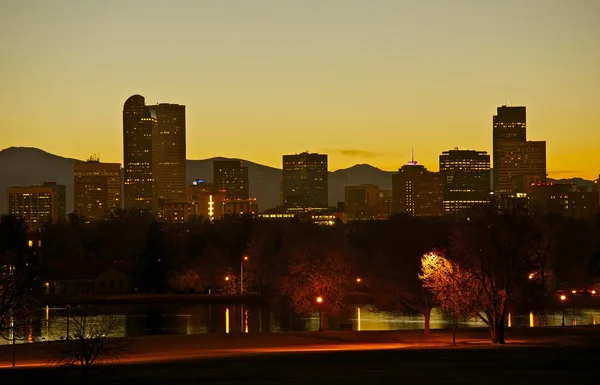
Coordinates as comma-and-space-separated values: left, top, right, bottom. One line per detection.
1, 328, 599, 384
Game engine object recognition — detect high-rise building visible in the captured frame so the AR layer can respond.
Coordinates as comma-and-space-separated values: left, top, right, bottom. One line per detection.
123, 95, 158, 212
7, 182, 66, 231
282, 152, 328, 212
493, 105, 546, 194
74, 159, 122, 222
496, 140, 546, 194
150, 103, 187, 205
440, 149, 491, 215
213, 160, 249, 199
392, 160, 443, 216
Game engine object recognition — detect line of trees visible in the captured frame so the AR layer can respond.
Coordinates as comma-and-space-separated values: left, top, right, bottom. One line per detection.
1, 201, 600, 342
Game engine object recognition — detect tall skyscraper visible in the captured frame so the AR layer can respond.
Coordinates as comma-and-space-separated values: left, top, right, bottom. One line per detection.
123, 95, 157, 212
493, 105, 546, 194
392, 160, 443, 216
150, 103, 187, 204
74, 158, 122, 222
213, 160, 249, 199
282, 152, 328, 212
440, 149, 491, 215
496, 140, 546, 194
7, 182, 66, 231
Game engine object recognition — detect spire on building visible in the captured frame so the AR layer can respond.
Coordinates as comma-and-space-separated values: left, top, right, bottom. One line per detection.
408, 148, 417, 166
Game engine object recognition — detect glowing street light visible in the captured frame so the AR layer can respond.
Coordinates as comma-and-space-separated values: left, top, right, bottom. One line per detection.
528, 273, 534, 280
241, 256, 249, 331
316, 296, 323, 332
225, 276, 230, 281
356, 277, 362, 284
560, 295, 566, 327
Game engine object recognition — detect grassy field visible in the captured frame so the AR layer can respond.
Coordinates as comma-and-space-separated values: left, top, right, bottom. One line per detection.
1, 327, 599, 384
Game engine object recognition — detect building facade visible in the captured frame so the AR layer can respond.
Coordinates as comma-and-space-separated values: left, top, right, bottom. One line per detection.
213, 160, 249, 199
527, 183, 600, 220
392, 162, 443, 216
7, 182, 66, 231
74, 159, 122, 222
344, 184, 388, 220
439, 149, 491, 215
495, 140, 546, 194
492, 105, 547, 194
282, 152, 328, 212
150, 103, 187, 205
123, 95, 158, 212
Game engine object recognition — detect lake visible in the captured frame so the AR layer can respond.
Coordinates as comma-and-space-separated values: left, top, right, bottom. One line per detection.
3, 303, 600, 345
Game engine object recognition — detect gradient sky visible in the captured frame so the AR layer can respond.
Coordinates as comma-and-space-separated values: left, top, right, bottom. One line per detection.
1, 0, 599, 178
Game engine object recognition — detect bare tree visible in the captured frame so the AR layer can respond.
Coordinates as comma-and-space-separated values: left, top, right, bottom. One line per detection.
170, 268, 205, 293
53, 314, 129, 382
419, 251, 480, 345
280, 226, 352, 324
451, 200, 532, 344
0, 215, 38, 366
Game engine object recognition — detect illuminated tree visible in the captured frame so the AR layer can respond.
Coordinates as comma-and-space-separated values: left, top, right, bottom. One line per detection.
419, 250, 480, 345
451, 199, 532, 344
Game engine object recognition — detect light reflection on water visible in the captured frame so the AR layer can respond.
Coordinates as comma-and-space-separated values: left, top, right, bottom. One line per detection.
2, 304, 599, 345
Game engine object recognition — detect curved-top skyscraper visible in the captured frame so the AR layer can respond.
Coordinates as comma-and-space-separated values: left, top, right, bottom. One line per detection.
123, 94, 157, 212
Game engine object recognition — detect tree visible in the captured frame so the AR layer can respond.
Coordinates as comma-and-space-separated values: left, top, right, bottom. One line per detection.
450, 200, 532, 344
351, 217, 449, 334
280, 225, 352, 324
0, 215, 37, 345
54, 314, 128, 383
419, 251, 480, 345
169, 268, 204, 293
136, 221, 170, 293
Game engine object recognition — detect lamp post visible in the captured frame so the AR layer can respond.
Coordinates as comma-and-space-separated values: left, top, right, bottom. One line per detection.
316, 296, 323, 332
241, 256, 248, 332
66, 304, 71, 340
560, 295, 566, 327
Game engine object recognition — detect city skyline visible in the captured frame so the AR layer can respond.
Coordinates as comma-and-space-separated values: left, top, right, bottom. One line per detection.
1, 1, 599, 179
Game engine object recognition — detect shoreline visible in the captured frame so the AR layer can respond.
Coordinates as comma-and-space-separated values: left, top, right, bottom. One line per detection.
2, 326, 600, 369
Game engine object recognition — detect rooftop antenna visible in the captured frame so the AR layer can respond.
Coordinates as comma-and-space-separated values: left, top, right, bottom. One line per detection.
408, 148, 417, 165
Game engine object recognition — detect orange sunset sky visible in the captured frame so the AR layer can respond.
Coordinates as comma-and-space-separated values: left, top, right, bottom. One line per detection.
1, 0, 599, 179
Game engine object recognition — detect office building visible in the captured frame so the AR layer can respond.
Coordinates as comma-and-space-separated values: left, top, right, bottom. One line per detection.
392, 161, 443, 216
496, 140, 546, 194
150, 103, 187, 205
344, 184, 388, 220
282, 152, 328, 212
187, 178, 214, 201
224, 198, 258, 216
440, 149, 491, 215
527, 183, 600, 221
213, 160, 249, 199
74, 159, 122, 222
7, 182, 66, 231
123, 94, 158, 212
492, 105, 547, 194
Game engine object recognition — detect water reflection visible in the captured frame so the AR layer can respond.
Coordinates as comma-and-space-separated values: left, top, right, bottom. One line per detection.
2, 304, 599, 345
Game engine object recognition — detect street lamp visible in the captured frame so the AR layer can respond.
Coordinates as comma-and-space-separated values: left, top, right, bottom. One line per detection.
356, 277, 362, 284
316, 296, 323, 332
241, 256, 249, 332
560, 295, 566, 327
241, 256, 248, 294
66, 304, 71, 340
